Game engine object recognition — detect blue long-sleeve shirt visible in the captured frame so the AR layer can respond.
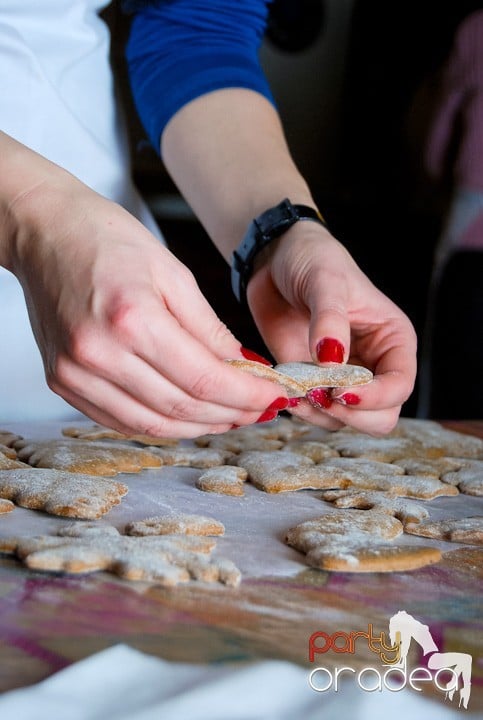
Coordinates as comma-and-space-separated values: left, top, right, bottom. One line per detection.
124, 0, 275, 155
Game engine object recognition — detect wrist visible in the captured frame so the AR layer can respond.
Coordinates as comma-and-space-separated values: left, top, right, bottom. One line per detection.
0, 134, 80, 272
231, 198, 327, 305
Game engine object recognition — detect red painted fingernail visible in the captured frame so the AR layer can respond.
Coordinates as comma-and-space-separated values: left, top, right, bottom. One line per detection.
256, 396, 288, 423
256, 409, 279, 423
267, 396, 289, 411
306, 387, 333, 409
316, 338, 344, 363
230, 424, 240, 429
240, 346, 272, 365
287, 397, 302, 407
335, 392, 361, 406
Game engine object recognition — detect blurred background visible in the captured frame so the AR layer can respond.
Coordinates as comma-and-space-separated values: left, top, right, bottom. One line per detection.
103, 0, 483, 420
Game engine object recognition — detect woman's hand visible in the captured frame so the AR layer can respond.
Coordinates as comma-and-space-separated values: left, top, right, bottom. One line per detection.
7, 174, 287, 437
247, 222, 418, 435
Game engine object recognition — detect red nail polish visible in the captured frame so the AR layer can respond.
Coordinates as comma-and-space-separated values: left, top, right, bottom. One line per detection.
287, 397, 301, 407
306, 387, 333, 409
266, 396, 289, 411
240, 346, 272, 366
256, 409, 279, 423
316, 338, 344, 363
336, 392, 360, 406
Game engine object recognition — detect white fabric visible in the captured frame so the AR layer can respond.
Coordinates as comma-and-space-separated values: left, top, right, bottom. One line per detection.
0, 644, 471, 720
0, 0, 163, 420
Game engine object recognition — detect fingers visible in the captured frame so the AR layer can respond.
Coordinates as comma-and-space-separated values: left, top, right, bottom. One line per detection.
103, 298, 286, 415
49, 359, 242, 439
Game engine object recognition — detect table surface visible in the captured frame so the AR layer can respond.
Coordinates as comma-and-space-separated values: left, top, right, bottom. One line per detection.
0, 419, 482, 712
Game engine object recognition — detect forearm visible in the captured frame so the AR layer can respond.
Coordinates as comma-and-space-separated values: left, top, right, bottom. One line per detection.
161, 87, 315, 261
0, 131, 89, 274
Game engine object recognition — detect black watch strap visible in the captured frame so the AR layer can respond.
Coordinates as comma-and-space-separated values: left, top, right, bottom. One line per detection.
231, 198, 327, 304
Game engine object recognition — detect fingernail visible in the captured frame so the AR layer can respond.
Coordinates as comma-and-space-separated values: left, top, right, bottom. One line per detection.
334, 392, 360, 406
240, 346, 272, 366
287, 397, 302, 407
256, 409, 279, 423
316, 338, 344, 363
256, 396, 288, 423
306, 387, 333, 409
230, 424, 240, 429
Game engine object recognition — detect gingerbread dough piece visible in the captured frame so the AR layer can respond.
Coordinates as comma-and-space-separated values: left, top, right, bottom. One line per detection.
286, 511, 404, 547
196, 466, 248, 496
0, 453, 29, 470
320, 490, 430, 525
304, 542, 442, 573
225, 359, 373, 397
442, 461, 483, 496
325, 435, 434, 462
0, 431, 23, 448
405, 517, 483, 545
391, 456, 465, 478
150, 446, 235, 468
387, 419, 483, 459
274, 361, 373, 389
195, 417, 311, 453
125, 513, 225, 537
0, 524, 241, 587
14, 439, 162, 476
286, 512, 441, 573
282, 440, 339, 462
62, 424, 179, 446
0, 499, 14, 514
0, 468, 128, 519
315, 458, 458, 499
236, 450, 351, 493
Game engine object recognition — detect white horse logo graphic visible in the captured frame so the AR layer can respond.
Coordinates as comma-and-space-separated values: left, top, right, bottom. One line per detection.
389, 610, 472, 709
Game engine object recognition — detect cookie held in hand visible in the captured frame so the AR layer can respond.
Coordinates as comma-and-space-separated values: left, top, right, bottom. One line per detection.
225, 359, 373, 397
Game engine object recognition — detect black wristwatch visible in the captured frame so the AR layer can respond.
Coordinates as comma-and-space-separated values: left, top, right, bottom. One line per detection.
230, 198, 327, 304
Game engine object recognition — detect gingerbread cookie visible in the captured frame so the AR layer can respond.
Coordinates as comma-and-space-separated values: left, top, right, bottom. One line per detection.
62, 424, 179, 446
286, 512, 441, 573
0, 524, 241, 587
391, 456, 465, 478
150, 446, 234, 468
195, 417, 311, 453
0, 430, 23, 448
320, 490, 430, 525
236, 450, 350, 493
14, 439, 162, 476
0, 468, 128, 519
405, 517, 483, 545
325, 434, 432, 462
225, 359, 373, 397
0, 453, 29, 470
388, 419, 483, 459
281, 440, 339, 462
196, 466, 248, 496
302, 542, 442, 573
442, 461, 483, 496
0, 499, 14, 514
125, 513, 225, 537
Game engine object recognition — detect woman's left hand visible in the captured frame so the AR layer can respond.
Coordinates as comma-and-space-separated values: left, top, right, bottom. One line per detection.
246, 221, 418, 435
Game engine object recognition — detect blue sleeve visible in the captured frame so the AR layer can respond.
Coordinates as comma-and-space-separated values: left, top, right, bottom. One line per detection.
124, 0, 275, 155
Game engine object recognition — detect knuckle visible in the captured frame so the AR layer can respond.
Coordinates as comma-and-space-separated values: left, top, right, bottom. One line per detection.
67, 327, 100, 368
107, 301, 142, 342
188, 370, 216, 401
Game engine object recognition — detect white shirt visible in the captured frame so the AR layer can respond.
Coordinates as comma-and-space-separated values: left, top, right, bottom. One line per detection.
0, 0, 163, 421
